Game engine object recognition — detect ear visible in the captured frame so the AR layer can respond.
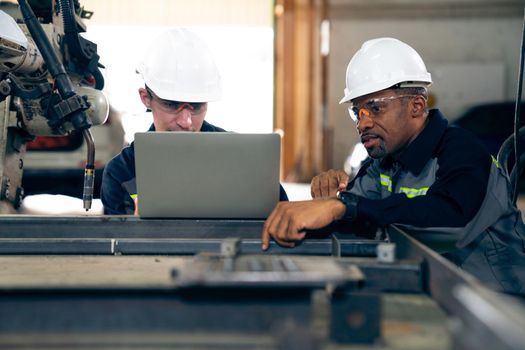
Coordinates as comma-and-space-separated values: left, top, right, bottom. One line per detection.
138, 88, 151, 109
410, 95, 427, 118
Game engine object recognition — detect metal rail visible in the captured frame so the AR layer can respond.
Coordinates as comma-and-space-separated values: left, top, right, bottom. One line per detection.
388, 225, 525, 350
0, 215, 265, 238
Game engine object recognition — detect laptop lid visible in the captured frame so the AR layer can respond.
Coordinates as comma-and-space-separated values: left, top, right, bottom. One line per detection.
134, 132, 281, 219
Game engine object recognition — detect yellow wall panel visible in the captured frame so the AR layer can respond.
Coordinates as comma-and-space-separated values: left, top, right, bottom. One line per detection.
81, 0, 273, 26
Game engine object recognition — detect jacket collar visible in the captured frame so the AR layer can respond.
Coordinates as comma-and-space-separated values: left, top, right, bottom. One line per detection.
382, 109, 448, 175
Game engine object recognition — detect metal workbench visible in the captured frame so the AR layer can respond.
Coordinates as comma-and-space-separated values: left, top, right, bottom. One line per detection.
0, 215, 523, 349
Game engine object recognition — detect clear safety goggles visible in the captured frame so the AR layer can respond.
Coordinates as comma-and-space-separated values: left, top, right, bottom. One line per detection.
146, 88, 207, 115
348, 95, 417, 122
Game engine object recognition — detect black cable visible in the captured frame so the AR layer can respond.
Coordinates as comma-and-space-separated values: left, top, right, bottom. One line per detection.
18, 0, 91, 130
58, 0, 76, 35
58, 0, 105, 90
513, 7, 525, 205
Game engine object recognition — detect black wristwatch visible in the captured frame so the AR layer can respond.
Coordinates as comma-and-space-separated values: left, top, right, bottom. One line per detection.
336, 190, 359, 221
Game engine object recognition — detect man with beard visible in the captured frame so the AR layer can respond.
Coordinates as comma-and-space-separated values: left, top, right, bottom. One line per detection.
261, 37, 525, 295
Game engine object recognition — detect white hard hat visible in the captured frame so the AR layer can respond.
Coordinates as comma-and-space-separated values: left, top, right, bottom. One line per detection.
339, 37, 432, 104
137, 28, 221, 102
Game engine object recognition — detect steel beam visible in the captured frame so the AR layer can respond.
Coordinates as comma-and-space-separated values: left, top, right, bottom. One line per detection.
0, 215, 265, 238
387, 225, 525, 350
0, 237, 380, 256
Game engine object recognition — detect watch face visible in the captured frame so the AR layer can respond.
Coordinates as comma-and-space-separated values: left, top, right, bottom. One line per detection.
338, 191, 357, 205
338, 191, 349, 201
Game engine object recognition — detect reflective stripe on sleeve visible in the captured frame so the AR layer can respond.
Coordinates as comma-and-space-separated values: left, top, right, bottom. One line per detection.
399, 187, 429, 198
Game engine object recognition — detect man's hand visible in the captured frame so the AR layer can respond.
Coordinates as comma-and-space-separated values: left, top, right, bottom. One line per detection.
261, 199, 346, 250
134, 197, 139, 216
310, 169, 350, 199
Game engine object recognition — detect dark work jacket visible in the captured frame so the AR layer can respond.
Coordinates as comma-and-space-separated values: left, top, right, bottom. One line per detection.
347, 109, 525, 295
101, 121, 288, 215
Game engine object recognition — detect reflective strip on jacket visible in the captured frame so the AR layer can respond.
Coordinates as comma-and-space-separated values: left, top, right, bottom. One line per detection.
348, 109, 525, 295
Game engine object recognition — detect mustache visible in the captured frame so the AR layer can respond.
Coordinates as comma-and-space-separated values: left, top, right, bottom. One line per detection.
360, 132, 381, 142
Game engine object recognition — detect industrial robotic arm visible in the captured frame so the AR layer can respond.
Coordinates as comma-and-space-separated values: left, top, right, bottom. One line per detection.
0, 0, 108, 212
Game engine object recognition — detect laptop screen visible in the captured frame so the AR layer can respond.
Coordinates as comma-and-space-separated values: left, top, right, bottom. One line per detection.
134, 132, 281, 219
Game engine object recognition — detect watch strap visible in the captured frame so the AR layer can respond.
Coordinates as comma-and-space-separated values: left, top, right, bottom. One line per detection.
336, 190, 359, 221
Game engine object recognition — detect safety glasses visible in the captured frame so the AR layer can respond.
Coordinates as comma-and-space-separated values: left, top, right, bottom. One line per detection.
146, 88, 207, 115
348, 95, 416, 122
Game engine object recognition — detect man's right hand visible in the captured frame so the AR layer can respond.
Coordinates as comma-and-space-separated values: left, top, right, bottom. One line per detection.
261, 199, 346, 251
310, 169, 349, 199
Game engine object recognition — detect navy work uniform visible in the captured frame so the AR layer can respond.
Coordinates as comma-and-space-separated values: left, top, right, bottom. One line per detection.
346, 109, 525, 294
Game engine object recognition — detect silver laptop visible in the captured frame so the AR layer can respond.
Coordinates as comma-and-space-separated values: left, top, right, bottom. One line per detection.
134, 132, 281, 219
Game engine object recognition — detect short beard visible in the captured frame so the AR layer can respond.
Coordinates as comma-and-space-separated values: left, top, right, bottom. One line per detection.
367, 139, 387, 159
